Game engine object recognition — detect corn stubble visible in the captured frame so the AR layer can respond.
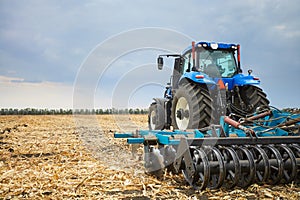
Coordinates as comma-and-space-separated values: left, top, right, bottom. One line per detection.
0, 115, 299, 199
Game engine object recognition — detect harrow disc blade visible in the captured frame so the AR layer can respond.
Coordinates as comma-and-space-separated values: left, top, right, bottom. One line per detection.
144, 147, 164, 177
262, 145, 283, 184
236, 146, 256, 187
250, 146, 270, 183
206, 147, 225, 189
289, 144, 300, 183
220, 146, 241, 189
163, 146, 177, 174
190, 148, 210, 190
276, 144, 297, 183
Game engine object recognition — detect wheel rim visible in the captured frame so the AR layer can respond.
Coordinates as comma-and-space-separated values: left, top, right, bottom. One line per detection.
175, 97, 190, 130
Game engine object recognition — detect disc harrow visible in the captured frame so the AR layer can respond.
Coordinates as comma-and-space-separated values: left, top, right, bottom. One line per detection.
114, 108, 300, 189
179, 143, 300, 190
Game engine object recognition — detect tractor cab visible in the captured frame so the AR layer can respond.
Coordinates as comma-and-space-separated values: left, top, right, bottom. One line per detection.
177, 42, 259, 91
197, 48, 238, 78
158, 42, 246, 91
181, 42, 240, 78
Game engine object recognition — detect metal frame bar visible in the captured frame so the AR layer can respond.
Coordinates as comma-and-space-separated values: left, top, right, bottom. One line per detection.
188, 136, 300, 146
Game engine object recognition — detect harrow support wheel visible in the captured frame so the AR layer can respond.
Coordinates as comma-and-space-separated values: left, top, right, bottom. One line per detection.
236, 146, 256, 187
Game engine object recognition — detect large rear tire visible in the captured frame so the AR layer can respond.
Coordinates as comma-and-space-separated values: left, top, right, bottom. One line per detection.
171, 83, 213, 130
148, 103, 165, 130
240, 85, 270, 113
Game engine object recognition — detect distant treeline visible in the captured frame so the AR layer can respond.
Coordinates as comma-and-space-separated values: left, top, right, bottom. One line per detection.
1, 107, 299, 115
0, 108, 149, 115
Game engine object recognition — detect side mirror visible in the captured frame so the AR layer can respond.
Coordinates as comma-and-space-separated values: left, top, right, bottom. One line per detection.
248, 69, 253, 75
157, 57, 163, 70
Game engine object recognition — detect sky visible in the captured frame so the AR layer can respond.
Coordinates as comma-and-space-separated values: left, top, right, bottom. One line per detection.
0, 0, 299, 109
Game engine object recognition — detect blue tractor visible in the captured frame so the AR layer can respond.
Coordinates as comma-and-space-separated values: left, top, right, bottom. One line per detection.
149, 41, 269, 130
115, 41, 300, 189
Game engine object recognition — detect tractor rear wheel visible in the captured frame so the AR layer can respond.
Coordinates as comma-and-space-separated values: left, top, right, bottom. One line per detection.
171, 83, 213, 130
240, 85, 270, 113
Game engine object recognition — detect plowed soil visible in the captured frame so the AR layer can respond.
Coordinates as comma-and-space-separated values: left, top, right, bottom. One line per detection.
0, 115, 299, 199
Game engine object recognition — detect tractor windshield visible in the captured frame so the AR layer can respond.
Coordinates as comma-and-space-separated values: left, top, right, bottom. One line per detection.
197, 49, 238, 78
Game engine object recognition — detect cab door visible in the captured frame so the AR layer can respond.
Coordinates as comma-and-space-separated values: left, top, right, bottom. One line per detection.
172, 51, 191, 89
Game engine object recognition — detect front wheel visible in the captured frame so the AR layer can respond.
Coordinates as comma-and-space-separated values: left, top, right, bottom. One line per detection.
148, 103, 165, 130
171, 84, 213, 130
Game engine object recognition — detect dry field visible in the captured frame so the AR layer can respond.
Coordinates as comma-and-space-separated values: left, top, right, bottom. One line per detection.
0, 115, 299, 199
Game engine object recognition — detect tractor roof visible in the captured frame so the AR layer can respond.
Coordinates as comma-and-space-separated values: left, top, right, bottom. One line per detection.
182, 41, 238, 54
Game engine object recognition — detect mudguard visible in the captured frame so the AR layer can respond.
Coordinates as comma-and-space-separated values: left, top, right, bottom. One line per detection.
152, 98, 168, 107
177, 72, 260, 91
233, 74, 260, 86
219, 74, 261, 90
178, 72, 216, 85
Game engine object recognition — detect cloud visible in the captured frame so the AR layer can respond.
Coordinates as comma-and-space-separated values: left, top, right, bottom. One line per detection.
72, 28, 192, 109
0, 75, 73, 108
0, 0, 299, 108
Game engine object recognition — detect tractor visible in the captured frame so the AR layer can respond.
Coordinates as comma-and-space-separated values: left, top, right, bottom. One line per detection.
115, 41, 300, 190
148, 41, 269, 130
